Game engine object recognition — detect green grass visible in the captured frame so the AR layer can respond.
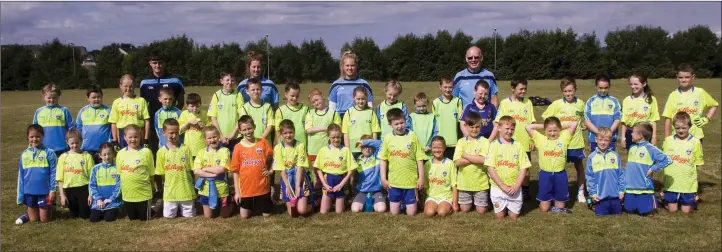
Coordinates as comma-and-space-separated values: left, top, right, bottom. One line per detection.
2, 79, 721, 251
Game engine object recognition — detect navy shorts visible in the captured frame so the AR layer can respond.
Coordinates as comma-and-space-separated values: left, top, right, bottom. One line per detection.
624, 193, 657, 214
199, 195, 228, 207
388, 187, 417, 205
663, 191, 696, 206
322, 174, 345, 199
590, 141, 616, 152
118, 129, 128, 148
537, 170, 569, 202
23, 194, 49, 208
594, 197, 622, 216
624, 128, 634, 150
280, 168, 312, 202
566, 148, 585, 163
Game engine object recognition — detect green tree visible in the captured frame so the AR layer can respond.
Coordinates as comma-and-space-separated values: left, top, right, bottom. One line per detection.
341, 37, 385, 81
667, 25, 719, 77
95, 43, 126, 88
604, 25, 675, 78
299, 39, 336, 82
1, 45, 35, 90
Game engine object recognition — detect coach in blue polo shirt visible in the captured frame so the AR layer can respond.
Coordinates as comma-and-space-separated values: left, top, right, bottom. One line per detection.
139, 54, 185, 152
452, 46, 499, 108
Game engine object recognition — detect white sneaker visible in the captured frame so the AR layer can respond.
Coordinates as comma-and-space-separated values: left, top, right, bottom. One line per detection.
577, 189, 586, 203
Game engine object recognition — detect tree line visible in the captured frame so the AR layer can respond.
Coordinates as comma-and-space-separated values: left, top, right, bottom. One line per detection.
2, 25, 720, 91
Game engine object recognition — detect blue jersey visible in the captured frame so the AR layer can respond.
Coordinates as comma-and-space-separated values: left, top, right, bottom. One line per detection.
624, 141, 672, 193
33, 105, 73, 152
17, 145, 57, 204
452, 68, 499, 107
76, 104, 112, 152
460, 100, 497, 139
89, 163, 122, 210
154, 106, 182, 146
139, 74, 185, 121
355, 140, 382, 193
584, 94, 621, 142
328, 78, 373, 115
585, 148, 624, 200
237, 78, 279, 106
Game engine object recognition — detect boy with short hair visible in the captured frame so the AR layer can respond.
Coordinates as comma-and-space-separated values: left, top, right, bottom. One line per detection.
662, 112, 704, 214
109, 75, 150, 148
380, 108, 427, 216
76, 85, 112, 162
377, 80, 411, 140
486, 116, 531, 219
409, 92, 437, 158
453, 111, 490, 214
585, 127, 624, 216
274, 82, 309, 146
208, 72, 244, 151
432, 76, 464, 159
624, 122, 672, 216
115, 124, 155, 221
155, 119, 196, 218
178, 93, 208, 157
662, 63, 718, 143
230, 115, 274, 219
154, 87, 182, 147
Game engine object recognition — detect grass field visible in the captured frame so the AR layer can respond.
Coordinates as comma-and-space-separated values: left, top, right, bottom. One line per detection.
2, 79, 720, 251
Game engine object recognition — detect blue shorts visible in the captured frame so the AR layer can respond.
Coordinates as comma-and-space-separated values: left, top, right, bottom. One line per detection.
566, 149, 585, 163
590, 141, 616, 152
199, 195, 228, 207
663, 192, 696, 206
23, 194, 49, 208
280, 167, 312, 202
537, 170, 569, 202
594, 197, 622, 216
623, 193, 657, 214
322, 173, 345, 199
388, 187, 417, 205
118, 129, 128, 148
624, 128, 634, 150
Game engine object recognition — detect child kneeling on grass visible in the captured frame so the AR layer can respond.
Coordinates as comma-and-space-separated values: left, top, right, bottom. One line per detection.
231, 115, 275, 219
88, 143, 122, 222
424, 136, 459, 217
624, 122, 672, 216
274, 120, 313, 217
351, 136, 386, 213
314, 124, 356, 214
486, 116, 531, 219
662, 112, 703, 214
585, 127, 624, 216
194, 126, 233, 218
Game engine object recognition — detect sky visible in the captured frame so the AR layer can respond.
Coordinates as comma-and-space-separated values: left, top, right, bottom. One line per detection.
1, 1, 720, 57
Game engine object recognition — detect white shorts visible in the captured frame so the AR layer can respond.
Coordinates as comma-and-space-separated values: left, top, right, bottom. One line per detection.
425, 197, 452, 205
490, 187, 522, 214
164, 200, 195, 218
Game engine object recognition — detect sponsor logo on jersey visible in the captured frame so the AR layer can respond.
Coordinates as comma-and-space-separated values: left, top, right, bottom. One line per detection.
389, 150, 410, 159
669, 154, 690, 164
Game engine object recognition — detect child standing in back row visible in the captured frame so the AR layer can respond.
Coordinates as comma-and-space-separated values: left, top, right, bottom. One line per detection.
343, 86, 381, 159
109, 75, 151, 149
155, 119, 196, 218
380, 108, 427, 216
584, 76, 621, 151
178, 93, 208, 157
624, 122, 672, 216
275, 82, 309, 146
585, 127, 624, 216
56, 129, 95, 219
492, 79, 535, 200
432, 76, 464, 159
662, 112, 704, 214
662, 63, 718, 143
154, 87, 182, 147
377, 80, 411, 140
461, 80, 497, 140
409, 92, 437, 159
208, 72, 244, 151
34, 83, 73, 157
76, 85, 111, 163
486, 116, 531, 219
621, 74, 660, 148
541, 78, 586, 203
305, 88, 342, 167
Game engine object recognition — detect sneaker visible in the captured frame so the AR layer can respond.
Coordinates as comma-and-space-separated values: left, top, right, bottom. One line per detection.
15, 213, 29, 225
577, 189, 586, 203
550, 206, 573, 214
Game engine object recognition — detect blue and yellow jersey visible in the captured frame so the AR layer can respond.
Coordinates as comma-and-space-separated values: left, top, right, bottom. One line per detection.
88, 163, 122, 210
584, 94, 621, 142
355, 140, 382, 193
662, 86, 719, 139
76, 104, 112, 152
17, 145, 57, 204
662, 135, 704, 193
108, 95, 150, 129
33, 105, 73, 152
624, 141, 672, 194
542, 97, 585, 149
154, 106, 182, 146
376, 100, 411, 140
452, 68, 498, 107
328, 78, 373, 115
585, 148, 624, 200
237, 78, 279, 106
56, 152, 94, 188
116, 147, 155, 202
621, 94, 660, 127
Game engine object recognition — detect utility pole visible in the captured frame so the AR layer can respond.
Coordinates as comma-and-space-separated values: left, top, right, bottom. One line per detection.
494, 28, 497, 72
69, 43, 76, 76
265, 34, 270, 79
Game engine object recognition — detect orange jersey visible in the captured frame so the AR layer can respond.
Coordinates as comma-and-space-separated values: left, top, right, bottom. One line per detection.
230, 139, 274, 197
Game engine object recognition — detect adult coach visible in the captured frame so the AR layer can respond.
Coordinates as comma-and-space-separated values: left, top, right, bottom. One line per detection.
237, 51, 279, 108
139, 54, 185, 152
328, 51, 373, 118
453, 46, 499, 108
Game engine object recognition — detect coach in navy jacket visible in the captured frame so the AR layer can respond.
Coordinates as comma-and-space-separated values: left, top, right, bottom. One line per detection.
139, 54, 185, 153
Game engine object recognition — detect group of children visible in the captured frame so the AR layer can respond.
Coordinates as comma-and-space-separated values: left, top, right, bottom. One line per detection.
17, 62, 717, 223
